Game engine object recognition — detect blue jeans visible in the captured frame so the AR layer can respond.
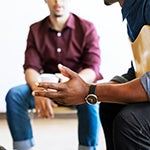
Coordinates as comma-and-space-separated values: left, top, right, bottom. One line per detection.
5, 84, 100, 150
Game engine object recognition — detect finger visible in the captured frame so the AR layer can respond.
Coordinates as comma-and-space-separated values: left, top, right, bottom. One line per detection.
33, 90, 65, 105
48, 100, 55, 118
51, 100, 58, 107
35, 107, 41, 117
43, 99, 54, 118
38, 98, 51, 118
32, 89, 57, 98
35, 82, 52, 88
36, 82, 60, 91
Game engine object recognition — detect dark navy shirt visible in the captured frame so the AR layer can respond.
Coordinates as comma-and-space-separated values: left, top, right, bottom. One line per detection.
23, 13, 103, 80
119, 0, 150, 81
122, 0, 150, 42
120, 0, 150, 99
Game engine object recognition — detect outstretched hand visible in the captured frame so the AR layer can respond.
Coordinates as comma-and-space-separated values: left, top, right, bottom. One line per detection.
33, 64, 90, 105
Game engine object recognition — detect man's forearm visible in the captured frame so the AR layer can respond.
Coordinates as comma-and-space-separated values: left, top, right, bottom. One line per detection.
79, 68, 96, 83
32, 64, 149, 106
96, 78, 148, 103
25, 68, 40, 90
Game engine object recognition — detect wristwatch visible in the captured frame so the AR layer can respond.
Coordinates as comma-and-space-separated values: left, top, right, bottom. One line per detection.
85, 85, 98, 105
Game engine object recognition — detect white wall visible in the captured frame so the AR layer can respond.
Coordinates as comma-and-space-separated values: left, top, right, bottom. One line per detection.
0, 0, 133, 112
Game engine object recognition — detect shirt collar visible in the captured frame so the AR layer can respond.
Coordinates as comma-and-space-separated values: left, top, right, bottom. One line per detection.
46, 13, 75, 30
121, 0, 136, 20
66, 13, 75, 30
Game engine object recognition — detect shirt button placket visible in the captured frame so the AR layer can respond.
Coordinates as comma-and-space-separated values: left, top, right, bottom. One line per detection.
57, 48, 62, 53
57, 32, 61, 37
57, 32, 62, 63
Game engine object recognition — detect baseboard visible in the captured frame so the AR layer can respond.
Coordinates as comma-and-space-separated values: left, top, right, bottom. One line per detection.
0, 106, 77, 120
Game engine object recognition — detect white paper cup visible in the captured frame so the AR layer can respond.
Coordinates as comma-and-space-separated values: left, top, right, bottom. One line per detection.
38, 73, 59, 83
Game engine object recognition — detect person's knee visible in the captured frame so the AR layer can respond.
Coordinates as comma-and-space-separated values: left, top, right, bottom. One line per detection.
113, 105, 143, 140
113, 104, 147, 131
5, 87, 17, 103
113, 107, 136, 130
5, 86, 24, 111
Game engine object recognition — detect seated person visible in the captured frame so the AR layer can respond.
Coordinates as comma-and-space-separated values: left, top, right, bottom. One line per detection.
5, 0, 102, 150
33, 0, 150, 150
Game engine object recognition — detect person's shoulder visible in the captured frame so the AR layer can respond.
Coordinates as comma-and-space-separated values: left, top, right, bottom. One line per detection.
30, 16, 49, 30
72, 13, 94, 25
72, 13, 95, 29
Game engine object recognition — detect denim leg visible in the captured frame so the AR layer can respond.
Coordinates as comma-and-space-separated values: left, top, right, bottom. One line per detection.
77, 103, 100, 150
5, 84, 35, 150
113, 102, 150, 150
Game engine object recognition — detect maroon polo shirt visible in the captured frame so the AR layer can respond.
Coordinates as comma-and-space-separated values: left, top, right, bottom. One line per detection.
23, 13, 103, 81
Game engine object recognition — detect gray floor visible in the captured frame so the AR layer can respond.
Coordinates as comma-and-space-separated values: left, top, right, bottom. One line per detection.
0, 109, 106, 150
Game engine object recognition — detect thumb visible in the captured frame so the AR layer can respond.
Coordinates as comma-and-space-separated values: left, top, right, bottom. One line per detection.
58, 64, 77, 79
51, 100, 58, 108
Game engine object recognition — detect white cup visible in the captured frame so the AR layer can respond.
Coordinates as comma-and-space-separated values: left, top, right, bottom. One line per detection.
38, 73, 59, 83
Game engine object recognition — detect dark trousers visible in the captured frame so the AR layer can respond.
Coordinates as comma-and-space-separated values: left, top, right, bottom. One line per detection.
100, 102, 150, 150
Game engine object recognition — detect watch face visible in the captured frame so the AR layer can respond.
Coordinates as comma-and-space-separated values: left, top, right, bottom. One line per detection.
85, 94, 98, 105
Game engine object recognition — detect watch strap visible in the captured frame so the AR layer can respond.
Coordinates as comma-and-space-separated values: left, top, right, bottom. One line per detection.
89, 85, 96, 94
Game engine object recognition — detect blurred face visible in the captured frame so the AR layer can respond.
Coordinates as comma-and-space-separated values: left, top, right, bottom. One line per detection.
104, 0, 118, 5
45, 0, 70, 18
